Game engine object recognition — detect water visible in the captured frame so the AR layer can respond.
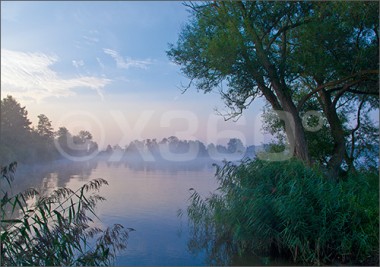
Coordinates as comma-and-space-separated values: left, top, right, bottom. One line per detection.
13, 159, 219, 265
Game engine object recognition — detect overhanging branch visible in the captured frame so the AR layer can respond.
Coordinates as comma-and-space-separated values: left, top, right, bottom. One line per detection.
297, 69, 379, 111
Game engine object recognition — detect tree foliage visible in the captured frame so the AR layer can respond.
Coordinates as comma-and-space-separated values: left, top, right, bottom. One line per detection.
170, 2, 379, 264
167, 1, 379, 177
0, 96, 33, 163
0, 96, 99, 164
37, 114, 54, 140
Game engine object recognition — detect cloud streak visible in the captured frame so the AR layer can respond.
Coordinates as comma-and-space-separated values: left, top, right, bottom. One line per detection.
1, 49, 111, 101
72, 59, 85, 68
83, 35, 99, 44
103, 48, 151, 69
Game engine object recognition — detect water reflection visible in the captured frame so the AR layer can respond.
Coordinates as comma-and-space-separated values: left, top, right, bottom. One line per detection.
9, 159, 284, 265
87, 160, 218, 265
187, 233, 295, 266
9, 159, 219, 265
13, 160, 98, 194
187, 229, 234, 266
103, 157, 215, 173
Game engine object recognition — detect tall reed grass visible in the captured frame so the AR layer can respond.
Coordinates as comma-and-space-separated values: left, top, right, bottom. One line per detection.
185, 159, 379, 265
1, 162, 134, 266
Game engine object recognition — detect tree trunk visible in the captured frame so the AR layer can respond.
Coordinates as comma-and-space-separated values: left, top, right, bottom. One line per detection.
274, 84, 311, 165
239, 3, 311, 164
257, 81, 310, 164
318, 89, 346, 179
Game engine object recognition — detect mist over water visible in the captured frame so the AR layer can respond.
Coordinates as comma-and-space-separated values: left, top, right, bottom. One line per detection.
11, 157, 220, 265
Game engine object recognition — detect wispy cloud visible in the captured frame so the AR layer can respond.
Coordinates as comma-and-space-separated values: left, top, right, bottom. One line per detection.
96, 57, 105, 70
1, 49, 111, 101
103, 48, 151, 69
81, 29, 100, 46
72, 59, 85, 68
83, 35, 99, 44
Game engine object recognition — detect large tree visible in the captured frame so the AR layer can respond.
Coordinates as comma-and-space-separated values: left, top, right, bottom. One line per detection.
167, 1, 378, 177
0, 96, 33, 162
37, 114, 54, 140
34, 114, 57, 161
1, 96, 32, 140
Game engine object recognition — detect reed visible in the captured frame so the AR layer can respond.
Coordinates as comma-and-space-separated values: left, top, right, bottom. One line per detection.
185, 159, 379, 265
1, 162, 134, 266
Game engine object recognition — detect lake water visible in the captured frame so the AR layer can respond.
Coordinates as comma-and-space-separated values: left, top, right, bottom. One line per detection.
14, 159, 220, 265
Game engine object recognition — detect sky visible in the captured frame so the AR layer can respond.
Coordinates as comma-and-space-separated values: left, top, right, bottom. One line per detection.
1, 1, 268, 149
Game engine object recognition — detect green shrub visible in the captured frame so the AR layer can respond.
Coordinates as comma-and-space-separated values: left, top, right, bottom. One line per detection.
185, 159, 379, 265
1, 162, 134, 266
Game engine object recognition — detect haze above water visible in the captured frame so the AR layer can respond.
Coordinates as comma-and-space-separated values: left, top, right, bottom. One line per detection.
14, 159, 220, 265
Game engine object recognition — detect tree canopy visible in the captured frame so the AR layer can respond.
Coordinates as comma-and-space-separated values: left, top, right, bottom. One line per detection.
167, 1, 379, 177
0, 96, 33, 162
0, 96, 99, 164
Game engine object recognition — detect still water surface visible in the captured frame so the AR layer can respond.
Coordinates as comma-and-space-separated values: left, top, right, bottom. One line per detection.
15, 160, 219, 265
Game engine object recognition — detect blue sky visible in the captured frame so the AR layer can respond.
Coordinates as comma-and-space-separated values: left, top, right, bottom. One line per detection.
1, 1, 266, 148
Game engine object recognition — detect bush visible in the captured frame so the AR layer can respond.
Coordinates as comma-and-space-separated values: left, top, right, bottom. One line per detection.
185, 159, 379, 265
1, 162, 134, 266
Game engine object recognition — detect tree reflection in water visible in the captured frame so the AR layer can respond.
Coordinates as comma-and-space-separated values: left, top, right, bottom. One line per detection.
186, 219, 296, 266
12, 160, 98, 194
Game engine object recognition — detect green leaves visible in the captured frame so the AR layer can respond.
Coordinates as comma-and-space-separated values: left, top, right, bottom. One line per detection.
169, 1, 379, 174
186, 159, 379, 265
0, 163, 132, 266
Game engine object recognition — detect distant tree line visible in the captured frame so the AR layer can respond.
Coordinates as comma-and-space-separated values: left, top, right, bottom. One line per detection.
0, 95, 98, 164
1, 95, 257, 165
99, 136, 256, 162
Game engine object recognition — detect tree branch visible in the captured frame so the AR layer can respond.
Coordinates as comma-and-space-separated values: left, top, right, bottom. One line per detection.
235, 2, 283, 111
178, 78, 194, 94
182, 1, 210, 12
332, 79, 364, 107
297, 69, 379, 110
346, 88, 379, 96
349, 98, 366, 160
280, 31, 288, 82
260, 14, 284, 42
335, 94, 355, 110
267, 19, 312, 48
373, 25, 379, 48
